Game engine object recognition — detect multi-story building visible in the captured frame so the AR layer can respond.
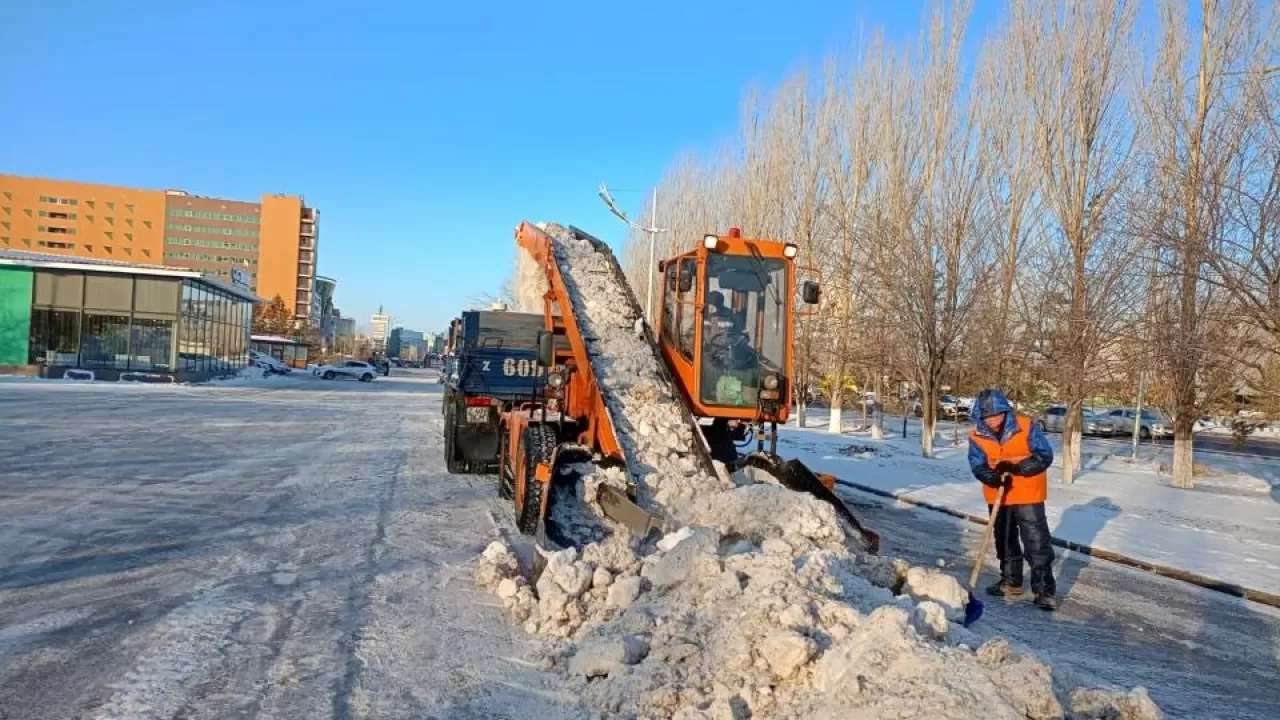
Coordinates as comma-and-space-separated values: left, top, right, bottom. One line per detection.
388, 327, 425, 361
370, 306, 390, 352
0, 174, 318, 326
315, 275, 337, 348
335, 316, 356, 343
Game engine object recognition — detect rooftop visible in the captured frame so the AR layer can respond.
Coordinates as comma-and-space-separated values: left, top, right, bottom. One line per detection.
0, 249, 260, 303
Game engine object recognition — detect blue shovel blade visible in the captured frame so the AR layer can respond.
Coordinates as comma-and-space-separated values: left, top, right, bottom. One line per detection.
963, 592, 985, 627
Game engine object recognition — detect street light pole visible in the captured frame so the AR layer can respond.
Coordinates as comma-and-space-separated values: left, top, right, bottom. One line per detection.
598, 183, 668, 325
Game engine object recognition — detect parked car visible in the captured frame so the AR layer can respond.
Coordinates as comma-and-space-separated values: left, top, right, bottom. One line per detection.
1037, 405, 1117, 436
314, 360, 379, 382
1104, 407, 1172, 439
249, 349, 291, 375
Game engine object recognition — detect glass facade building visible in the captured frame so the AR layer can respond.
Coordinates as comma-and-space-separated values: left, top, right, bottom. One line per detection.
0, 251, 257, 380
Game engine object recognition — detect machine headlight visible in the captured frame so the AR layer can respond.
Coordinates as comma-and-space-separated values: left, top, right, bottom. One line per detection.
547, 371, 566, 389
762, 374, 780, 391
783, 243, 798, 258
703, 234, 720, 250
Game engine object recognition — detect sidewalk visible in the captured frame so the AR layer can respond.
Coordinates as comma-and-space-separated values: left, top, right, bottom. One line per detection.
779, 411, 1280, 598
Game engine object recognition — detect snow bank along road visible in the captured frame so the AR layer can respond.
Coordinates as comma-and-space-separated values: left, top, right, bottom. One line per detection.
0, 371, 584, 720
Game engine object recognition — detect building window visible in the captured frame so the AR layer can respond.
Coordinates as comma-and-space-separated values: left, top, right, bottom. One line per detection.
104, 231, 113, 239
2, 207, 9, 215
143, 220, 152, 228
106, 202, 115, 210
105, 216, 114, 225
142, 249, 150, 257
80, 313, 131, 369
130, 318, 175, 371
1, 221, 8, 230
125, 233, 133, 241
29, 309, 81, 365
1, 191, 9, 200
167, 208, 260, 224
85, 199, 95, 209
126, 204, 134, 212
37, 240, 75, 249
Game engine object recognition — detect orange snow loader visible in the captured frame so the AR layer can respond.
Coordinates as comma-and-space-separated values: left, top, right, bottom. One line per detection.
498, 222, 879, 553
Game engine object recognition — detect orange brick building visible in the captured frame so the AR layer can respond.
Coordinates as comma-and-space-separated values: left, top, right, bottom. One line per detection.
0, 174, 318, 324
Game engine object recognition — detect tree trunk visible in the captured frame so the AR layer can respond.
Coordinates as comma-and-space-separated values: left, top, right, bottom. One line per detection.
1171, 417, 1195, 489
828, 378, 844, 434
920, 378, 939, 458
1061, 398, 1084, 484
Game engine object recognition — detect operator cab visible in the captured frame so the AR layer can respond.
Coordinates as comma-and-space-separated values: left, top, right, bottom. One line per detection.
657, 228, 819, 428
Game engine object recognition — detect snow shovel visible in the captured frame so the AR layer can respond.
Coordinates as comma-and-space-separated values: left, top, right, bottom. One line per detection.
963, 478, 1009, 628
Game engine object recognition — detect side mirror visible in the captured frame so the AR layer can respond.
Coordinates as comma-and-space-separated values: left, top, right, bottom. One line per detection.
657, 260, 667, 273
536, 330, 554, 367
802, 281, 821, 305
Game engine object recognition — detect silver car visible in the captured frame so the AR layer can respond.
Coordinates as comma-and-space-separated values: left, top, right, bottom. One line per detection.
1104, 407, 1173, 439
1039, 406, 1117, 436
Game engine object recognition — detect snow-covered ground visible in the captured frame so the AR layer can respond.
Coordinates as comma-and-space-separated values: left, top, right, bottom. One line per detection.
3, 371, 1276, 719
0, 370, 582, 720
782, 409, 1280, 598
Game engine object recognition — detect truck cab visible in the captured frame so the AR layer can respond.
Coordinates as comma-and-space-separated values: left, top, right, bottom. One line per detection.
441, 309, 546, 474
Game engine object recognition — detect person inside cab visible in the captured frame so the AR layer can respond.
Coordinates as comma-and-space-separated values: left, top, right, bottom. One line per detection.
700, 290, 760, 405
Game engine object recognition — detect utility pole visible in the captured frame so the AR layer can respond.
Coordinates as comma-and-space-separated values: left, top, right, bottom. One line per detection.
599, 184, 667, 324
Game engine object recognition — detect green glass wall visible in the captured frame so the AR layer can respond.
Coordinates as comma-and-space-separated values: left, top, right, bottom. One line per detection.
0, 267, 33, 366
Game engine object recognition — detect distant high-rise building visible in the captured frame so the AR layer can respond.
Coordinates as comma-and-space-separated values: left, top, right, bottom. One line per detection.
0, 173, 319, 326
388, 328, 425, 360
315, 276, 337, 348
335, 316, 356, 345
370, 306, 391, 351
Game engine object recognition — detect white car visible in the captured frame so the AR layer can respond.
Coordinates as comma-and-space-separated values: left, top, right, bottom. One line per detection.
249, 349, 290, 374
315, 360, 378, 382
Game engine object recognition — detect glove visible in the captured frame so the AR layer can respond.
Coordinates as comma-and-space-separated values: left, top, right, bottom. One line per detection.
979, 473, 1004, 489
994, 460, 1021, 477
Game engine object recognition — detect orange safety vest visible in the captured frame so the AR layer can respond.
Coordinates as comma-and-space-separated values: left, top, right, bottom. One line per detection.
969, 414, 1048, 506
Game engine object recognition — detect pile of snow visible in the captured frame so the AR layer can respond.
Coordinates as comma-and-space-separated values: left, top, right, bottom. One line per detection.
475, 223, 1162, 719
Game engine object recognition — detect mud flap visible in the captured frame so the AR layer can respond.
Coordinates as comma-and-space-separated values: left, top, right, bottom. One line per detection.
597, 484, 662, 540
740, 453, 881, 554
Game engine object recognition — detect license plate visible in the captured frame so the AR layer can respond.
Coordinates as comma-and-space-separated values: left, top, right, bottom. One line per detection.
465, 407, 490, 423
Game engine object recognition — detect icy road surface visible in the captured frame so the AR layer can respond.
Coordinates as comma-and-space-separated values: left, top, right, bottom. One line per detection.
0, 371, 582, 720
839, 487, 1280, 720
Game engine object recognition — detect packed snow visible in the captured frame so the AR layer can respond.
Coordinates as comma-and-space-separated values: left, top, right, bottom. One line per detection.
471, 224, 1164, 719
0, 372, 583, 720
780, 411, 1280, 598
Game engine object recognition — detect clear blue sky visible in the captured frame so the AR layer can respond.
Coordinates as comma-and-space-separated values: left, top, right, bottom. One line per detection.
0, 0, 1000, 333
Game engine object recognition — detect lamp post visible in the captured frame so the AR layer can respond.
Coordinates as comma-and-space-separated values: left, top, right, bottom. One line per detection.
598, 184, 667, 324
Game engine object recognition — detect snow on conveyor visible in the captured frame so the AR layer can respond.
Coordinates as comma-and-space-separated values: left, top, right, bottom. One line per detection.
476, 225, 1165, 720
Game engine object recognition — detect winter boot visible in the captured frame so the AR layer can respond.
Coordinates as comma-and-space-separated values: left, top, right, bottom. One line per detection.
1033, 593, 1059, 611
986, 581, 1024, 598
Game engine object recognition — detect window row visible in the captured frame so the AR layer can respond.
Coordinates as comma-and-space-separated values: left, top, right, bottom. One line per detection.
165, 236, 258, 251
38, 240, 74, 249
165, 251, 258, 265
38, 225, 76, 234
166, 223, 259, 238
29, 310, 177, 372
38, 210, 76, 219
168, 208, 260, 224
39, 195, 78, 206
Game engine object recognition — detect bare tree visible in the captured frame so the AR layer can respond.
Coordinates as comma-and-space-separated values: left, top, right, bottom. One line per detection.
868, 1, 994, 458
1138, 0, 1272, 489
1012, 0, 1138, 483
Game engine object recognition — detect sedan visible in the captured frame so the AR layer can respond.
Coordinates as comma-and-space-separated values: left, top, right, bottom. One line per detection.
1038, 406, 1117, 436
314, 360, 378, 382
1104, 407, 1173, 439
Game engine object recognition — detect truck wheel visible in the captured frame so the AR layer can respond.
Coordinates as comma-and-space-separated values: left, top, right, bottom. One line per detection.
498, 430, 513, 499
517, 425, 557, 535
323, 371, 335, 380
444, 402, 467, 474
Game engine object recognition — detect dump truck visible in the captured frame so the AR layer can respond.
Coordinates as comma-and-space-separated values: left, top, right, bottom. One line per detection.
441, 308, 548, 474
494, 222, 878, 551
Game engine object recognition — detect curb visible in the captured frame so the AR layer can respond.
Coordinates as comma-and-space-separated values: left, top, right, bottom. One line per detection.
834, 478, 1280, 610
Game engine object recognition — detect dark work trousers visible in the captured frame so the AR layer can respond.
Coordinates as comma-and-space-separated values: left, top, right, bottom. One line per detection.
988, 502, 1057, 596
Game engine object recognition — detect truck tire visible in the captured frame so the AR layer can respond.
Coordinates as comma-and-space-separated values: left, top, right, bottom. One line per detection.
444, 401, 467, 474
517, 424, 558, 535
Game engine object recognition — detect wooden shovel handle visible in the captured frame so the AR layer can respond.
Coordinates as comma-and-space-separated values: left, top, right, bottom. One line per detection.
970, 480, 1010, 588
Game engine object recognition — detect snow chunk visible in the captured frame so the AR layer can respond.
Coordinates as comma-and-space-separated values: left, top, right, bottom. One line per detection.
904, 566, 969, 622
1069, 687, 1163, 720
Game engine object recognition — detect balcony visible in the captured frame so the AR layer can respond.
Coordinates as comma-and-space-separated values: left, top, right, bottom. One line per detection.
301, 207, 316, 223
300, 222, 316, 237
298, 236, 315, 250
298, 249, 314, 264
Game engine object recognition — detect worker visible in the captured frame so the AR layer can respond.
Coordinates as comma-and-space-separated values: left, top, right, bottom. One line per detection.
967, 388, 1058, 611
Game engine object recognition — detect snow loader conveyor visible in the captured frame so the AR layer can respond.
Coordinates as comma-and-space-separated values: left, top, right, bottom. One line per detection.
495, 221, 878, 555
